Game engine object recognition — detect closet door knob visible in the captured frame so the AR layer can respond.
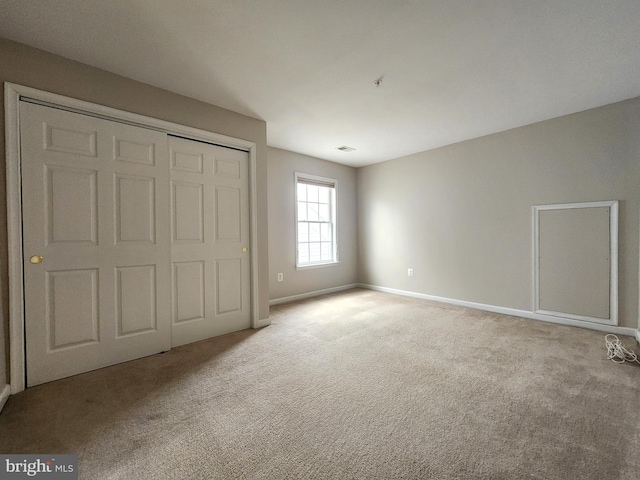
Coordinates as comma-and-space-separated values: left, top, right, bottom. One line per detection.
29, 255, 44, 264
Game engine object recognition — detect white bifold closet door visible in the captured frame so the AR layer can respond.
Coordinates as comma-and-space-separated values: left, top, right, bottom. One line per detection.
20, 102, 251, 387
21, 102, 171, 387
169, 136, 251, 347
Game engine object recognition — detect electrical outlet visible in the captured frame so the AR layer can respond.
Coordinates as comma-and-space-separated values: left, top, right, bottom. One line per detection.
407, 268, 414, 277
277, 273, 284, 282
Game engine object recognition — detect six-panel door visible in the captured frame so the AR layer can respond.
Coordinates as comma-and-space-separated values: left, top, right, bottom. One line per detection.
169, 136, 251, 346
20, 102, 251, 386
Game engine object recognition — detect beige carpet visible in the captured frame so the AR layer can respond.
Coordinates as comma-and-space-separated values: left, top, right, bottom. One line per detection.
1, 288, 639, 479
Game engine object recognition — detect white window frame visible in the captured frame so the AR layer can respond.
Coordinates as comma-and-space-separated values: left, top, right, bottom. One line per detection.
295, 172, 339, 269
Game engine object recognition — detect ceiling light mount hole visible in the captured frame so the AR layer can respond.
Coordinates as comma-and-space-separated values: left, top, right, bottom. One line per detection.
336, 145, 356, 152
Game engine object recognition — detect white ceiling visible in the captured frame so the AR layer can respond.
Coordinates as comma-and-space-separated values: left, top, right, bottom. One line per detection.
1, 1, 639, 167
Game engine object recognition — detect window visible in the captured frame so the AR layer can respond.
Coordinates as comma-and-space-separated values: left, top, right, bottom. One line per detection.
295, 173, 338, 268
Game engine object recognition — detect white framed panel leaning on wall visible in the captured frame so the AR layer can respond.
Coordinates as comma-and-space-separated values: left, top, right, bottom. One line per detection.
533, 200, 618, 326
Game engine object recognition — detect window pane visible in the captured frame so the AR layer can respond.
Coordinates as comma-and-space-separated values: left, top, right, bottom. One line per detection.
298, 222, 309, 242
319, 204, 330, 222
296, 177, 337, 265
308, 203, 319, 221
321, 242, 332, 260
321, 223, 331, 241
309, 223, 321, 242
309, 242, 321, 262
307, 185, 319, 203
297, 202, 307, 221
297, 183, 307, 201
298, 243, 309, 264
318, 186, 330, 204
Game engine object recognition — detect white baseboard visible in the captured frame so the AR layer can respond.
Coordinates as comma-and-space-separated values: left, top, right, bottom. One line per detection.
270, 284, 360, 306
0, 383, 10, 413
358, 284, 637, 337
635, 329, 640, 345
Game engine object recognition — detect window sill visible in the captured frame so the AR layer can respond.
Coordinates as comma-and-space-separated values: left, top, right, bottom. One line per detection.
296, 261, 341, 271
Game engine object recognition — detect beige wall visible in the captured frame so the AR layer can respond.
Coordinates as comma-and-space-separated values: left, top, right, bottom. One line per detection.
358, 97, 640, 329
268, 147, 358, 300
0, 38, 270, 385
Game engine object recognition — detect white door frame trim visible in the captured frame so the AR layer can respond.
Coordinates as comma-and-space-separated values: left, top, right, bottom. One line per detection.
5, 82, 262, 394
532, 200, 619, 327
